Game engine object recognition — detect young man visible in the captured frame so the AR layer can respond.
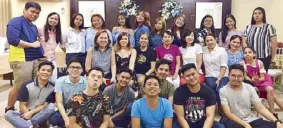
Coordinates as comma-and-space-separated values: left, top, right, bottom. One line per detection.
5, 61, 56, 128
67, 67, 111, 128
103, 68, 135, 128
49, 59, 87, 127
220, 64, 283, 128
6, 1, 44, 113
131, 75, 173, 128
174, 63, 225, 128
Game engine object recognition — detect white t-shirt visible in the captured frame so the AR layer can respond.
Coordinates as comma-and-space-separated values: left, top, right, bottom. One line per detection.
179, 44, 203, 73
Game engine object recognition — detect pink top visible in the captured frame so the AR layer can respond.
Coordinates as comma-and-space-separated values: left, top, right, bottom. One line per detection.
38, 27, 60, 61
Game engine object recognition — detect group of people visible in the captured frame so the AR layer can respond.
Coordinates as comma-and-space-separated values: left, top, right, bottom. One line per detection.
3, 1, 282, 128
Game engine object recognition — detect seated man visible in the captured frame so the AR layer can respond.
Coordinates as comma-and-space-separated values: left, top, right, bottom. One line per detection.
49, 59, 87, 127
67, 67, 111, 128
220, 64, 283, 128
131, 75, 173, 128
5, 61, 56, 127
174, 63, 225, 128
103, 68, 135, 128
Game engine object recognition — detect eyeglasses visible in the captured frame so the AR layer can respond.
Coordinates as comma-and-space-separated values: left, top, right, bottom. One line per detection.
230, 74, 243, 79
69, 66, 82, 70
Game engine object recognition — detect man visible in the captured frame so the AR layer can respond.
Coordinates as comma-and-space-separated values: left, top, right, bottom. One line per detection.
131, 75, 173, 128
6, 2, 44, 113
4, 61, 56, 127
49, 59, 87, 127
67, 67, 111, 128
174, 63, 225, 128
103, 68, 135, 128
220, 64, 283, 128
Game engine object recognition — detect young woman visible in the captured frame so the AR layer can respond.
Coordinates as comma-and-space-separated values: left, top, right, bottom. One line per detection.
240, 47, 283, 118
171, 14, 187, 47
38, 12, 63, 82
155, 30, 181, 88
197, 15, 216, 46
112, 14, 134, 47
203, 33, 228, 104
62, 13, 87, 75
243, 7, 277, 72
179, 29, 204, 84
85, 14, 113, 51
134, 10, 151, 48
85, 30, 112, 85
135, 32, 156, 85
111, 32, 137, 83
227, 35, 244, 68
218, 14, 243, 49
150, 17, 166, 49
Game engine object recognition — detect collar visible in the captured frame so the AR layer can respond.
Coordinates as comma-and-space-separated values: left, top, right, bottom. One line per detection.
65, 76, 84, 85
69, 27, 85, 32
34, 77, 50, 88
204, 44, 219, 52
21, 16, 33, 26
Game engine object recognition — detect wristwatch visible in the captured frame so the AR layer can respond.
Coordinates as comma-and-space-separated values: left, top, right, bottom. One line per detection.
275, 119, 282, 124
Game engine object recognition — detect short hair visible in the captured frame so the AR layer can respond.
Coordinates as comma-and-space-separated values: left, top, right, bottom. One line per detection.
94, 30, 111, 50
91, 14, 106, 29
163, 30, 174, 37
143, 75, 161, 87
70, 13, 84, 30
118, 68, 133, 76
229, 64, 245, 74
228, 35, 242, 49
25, 2, 41, 11
155, 59, 171, 70
38, 61, 54, 71
181, 63, 197, 74
181, 29, 199, 48
87, 67, 104, 77
68, 58, 82, 68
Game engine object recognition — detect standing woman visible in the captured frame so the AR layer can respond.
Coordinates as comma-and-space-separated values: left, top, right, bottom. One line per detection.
243, 7, 277, 72
155, 30, 181, 88
227, 35, 244, 68
38, 12, 63, 82
171, 14, 187, 47
218, 14, 243, 49
85, 30, 112, 84
85, 14, 113, 51
150, 17, 166, 49
62, 13, 87, 75
112, 14, 134, 46
135, 32, 156, 85
197, 15, 216, 46
203, 33, 228, 104
134, 10, 151, 48
111, 32, 137, 83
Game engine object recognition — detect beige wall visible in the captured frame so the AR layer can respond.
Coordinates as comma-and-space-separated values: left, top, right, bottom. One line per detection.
232, 0, 283, 41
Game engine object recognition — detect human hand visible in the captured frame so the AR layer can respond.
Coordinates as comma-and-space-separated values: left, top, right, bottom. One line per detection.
244, 123, 252, 128
32, 41, 41, 48
277, 122, 283, 128
63, 116, 70, 128
138, 75, 145, 85
172, 73, 178, 80
110, 77, 116, 84
21, 111, 33, 120
216, 79, 220, 87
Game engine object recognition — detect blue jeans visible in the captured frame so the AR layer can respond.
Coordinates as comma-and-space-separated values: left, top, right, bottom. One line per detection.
112, 103, 132, 128
4, 103, 56, 128
220, 117, 275, 128
49, 111, 65, 127
205, 77, 229, 104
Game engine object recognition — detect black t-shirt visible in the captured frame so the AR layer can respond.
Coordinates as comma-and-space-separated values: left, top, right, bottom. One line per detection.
173, 84, 216, 127
135, 47, 156, 74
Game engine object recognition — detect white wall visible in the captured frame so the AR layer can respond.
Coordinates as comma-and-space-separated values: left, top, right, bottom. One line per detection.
232, 0, 283, 41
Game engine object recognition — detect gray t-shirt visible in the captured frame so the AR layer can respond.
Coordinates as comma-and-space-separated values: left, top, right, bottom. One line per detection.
220, 82, 261, 123
103, 83, 135, 114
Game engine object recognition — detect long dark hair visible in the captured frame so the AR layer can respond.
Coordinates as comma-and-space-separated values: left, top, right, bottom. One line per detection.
117, 13, 131, 29
181, 29, 199, 48
44, 12, 62, 44
200, 15, 215, 36
171, 14, 187, 37
70, 13, 84, 30
251, 7, 266, 25
221, 14, 237, 43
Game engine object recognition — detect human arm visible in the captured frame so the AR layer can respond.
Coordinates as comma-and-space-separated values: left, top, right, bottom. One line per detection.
129, 49, 137, 71
173, 56, 181, 79
100, 115, 110, 128
69, 116, 82, 128
110, 49, 116, 83
112, 27, 117, 33
85, 48, 93, 73
218, 32, 224, 47
216, 49, 228, 86
145, 61, 156, 76
56, 93, 69, 127
270, 36, 277, 61
131, 117, 141, 128
196, 53, 203, 72
174, 105, 190, 128
203, 105, 216, 128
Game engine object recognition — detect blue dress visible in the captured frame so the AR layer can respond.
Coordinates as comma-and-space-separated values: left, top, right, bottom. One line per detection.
227, 50, 244, 67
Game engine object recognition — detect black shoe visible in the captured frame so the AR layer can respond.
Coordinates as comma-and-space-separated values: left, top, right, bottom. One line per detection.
4, 107, 15, 113
273, 113, 279, 119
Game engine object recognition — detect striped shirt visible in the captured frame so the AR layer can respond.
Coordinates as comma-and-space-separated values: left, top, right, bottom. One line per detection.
244, 24, 276, 58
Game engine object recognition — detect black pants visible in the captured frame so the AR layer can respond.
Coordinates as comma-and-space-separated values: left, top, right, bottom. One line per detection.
220, 117, 276, 128
258, 55, 271, 72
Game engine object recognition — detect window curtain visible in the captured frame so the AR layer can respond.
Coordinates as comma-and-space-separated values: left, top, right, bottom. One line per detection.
0, 0, 11, 37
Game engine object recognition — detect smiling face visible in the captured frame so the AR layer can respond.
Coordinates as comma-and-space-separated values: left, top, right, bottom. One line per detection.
23, 7, 40, 22
117, 72, 131, 87
183, 68, 199, 87
162, 32, 173, 46
155, 64, 170, 80
175, 16, 185, 28
139, 34, 149, 47
143, 78, 161, 97
225, 17, 235, 30
119, 35, 129, 47
136, 12, 145, 23
155, 20, 163, 31
37, 65, 53, 81
229, 37, 241, 51
97, 32, 109, 48
244, 48, 256, 60
229, 69, 244, 87
74, 15, 83, 28
118, 15, 126, 26
68, 62, 83, 78
87, 70, 103, 90
48, 14, 59, 28
185, 32, 195, 45
205, 35, 216, 49
203, 17, 213, 28
92, 16, 103, 29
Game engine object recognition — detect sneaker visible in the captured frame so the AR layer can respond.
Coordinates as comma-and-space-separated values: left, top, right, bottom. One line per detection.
4, 107, 15, 113
273, 113, 279, 119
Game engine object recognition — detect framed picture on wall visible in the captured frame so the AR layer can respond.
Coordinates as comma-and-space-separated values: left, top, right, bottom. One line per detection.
195, 2, 223, 29
78, 1, 105, 27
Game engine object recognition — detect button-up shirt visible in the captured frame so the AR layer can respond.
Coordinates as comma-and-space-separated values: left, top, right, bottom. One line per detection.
62, 27, 86, 53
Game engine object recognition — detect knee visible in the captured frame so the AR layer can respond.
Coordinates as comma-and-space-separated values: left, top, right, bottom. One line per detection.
45, 103, 56, 113
266, 87, 275, 94
4, 111, 14, 121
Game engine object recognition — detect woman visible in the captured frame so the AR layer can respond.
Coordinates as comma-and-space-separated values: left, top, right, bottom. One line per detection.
85, 30, 112, 85
62, 13, 86, 75
155, 30, 181, 88
243, 7, 277, 72
179, 29, 204, 84
171, 14, 187, 47
197, 15, 216, 46
111, 32, 137, 83
134, 10, 151, 48
227, 35, 244, 68
112, 14, 134, 46
203, 33, 228, 104
85, 14, 113, 51
150, 17, 166, 49
218, 14, 243, 49
135, 32, 156, 85
38, 12, 63, 82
